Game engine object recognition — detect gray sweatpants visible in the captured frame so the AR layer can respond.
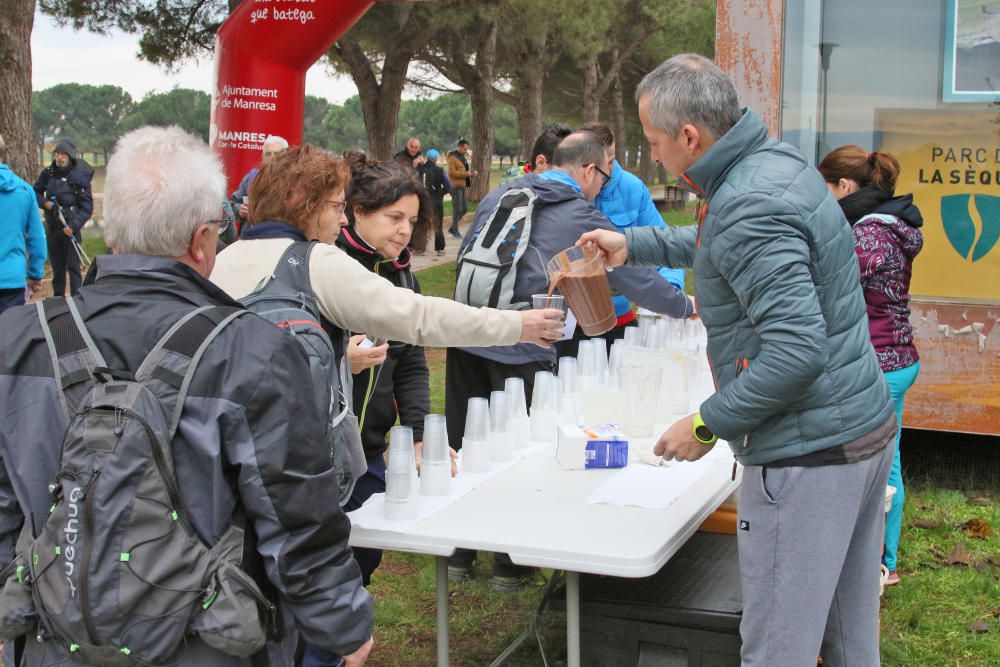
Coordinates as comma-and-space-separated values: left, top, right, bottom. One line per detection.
737, 439, 893, 667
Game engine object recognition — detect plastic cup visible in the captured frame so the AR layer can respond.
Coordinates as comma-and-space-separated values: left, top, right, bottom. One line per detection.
504, 378, 528, 418
386, 426, 418, 519
619, 365, 663, 437
546, 243, 615, 336
464, 397, 490, 441
532, 293, 567, 314
592, 337, 609, 385
530, 371, 558, 413
419, 419, 451, 497
578, 340, 599, 385
490, 391, 514, 462
558, 356, 579, 395
623, 326, 642, 347
421, 414, 449, 464
608, 340, 624, 389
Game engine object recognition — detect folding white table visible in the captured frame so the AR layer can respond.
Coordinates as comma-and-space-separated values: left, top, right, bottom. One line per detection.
349, 444, 741, 667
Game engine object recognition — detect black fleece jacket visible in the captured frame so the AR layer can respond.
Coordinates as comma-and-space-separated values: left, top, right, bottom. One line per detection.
335, 226, 431, 458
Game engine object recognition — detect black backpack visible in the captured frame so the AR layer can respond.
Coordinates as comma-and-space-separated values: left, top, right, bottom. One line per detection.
239, 241, 367, 505
0, 299, 274, 664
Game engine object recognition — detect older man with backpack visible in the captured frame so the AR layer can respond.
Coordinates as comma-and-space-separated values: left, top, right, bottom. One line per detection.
0, 126, 373, 666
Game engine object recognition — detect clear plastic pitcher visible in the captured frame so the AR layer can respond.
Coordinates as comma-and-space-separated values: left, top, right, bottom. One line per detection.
546, 243, 616, 336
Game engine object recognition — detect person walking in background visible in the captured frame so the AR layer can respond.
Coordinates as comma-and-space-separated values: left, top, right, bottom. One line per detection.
0, 134, 46, 314
446, 138, 476, 238
819, 145, 923, 588
229, 135, 288, 235
394, 136, 423, 171
33, 138, 93, 297
580, 54, 896, 667
417, 148, 451, 255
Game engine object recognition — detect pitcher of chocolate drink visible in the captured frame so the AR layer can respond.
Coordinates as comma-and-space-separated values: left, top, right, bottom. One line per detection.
546, 242, 616, 336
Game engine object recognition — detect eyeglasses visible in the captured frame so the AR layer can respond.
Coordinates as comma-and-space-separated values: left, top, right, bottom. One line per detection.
207, 203, 235, 234
593, 164, 611, 187
326, 200, 348, 216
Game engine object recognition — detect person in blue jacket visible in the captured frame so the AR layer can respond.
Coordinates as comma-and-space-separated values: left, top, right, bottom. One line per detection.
556, 123, 687, 356
0, 135, 47, 314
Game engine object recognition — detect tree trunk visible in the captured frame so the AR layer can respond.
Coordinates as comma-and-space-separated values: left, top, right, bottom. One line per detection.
611, 65, 626, 165
639, 136, 654, 184
581, 54, 600, 123
0, 0, 37, 180
516, 70, 544, 160
468, 20, 498, 202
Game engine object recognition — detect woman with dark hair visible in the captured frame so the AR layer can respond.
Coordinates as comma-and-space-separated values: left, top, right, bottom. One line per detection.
335, 155, 458, 585
818, 145, 923, 587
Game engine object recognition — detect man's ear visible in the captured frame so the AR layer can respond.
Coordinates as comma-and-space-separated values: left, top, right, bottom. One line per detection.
534, 155, 549, 172
681, 124, 702, 156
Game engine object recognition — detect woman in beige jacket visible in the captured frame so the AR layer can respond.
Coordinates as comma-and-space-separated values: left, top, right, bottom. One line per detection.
211, 144, 563, 361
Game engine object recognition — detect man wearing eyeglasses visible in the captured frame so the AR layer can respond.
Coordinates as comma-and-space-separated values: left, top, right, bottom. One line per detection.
446, 130, 694, 591
229, 135, 289, 233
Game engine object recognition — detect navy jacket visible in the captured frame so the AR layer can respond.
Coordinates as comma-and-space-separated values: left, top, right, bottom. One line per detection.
33, 158, 94, 234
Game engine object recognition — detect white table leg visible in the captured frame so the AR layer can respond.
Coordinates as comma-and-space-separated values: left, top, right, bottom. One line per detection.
437, 556, 449, 667
566, 570, 580, 667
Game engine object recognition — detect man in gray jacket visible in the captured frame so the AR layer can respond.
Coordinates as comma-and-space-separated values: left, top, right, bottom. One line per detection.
0, 127, 373, 666
581, 54, 895, 666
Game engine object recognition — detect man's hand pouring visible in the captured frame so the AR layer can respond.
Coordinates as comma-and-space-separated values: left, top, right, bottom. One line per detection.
576, 229, 629, 268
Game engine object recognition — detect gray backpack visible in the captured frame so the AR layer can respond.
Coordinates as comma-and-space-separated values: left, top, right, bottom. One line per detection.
455, 186, 538, 309
239, 241, 367, 505
0, 298, 274, 664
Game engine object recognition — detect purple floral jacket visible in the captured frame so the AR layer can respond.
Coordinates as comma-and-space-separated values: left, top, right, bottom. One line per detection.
853, 210, 923, 372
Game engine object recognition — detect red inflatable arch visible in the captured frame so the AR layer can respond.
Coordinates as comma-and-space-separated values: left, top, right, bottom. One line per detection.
210, 0, 374, 193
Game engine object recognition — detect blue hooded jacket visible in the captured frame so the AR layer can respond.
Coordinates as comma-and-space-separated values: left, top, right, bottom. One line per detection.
0, 164, 47, 289
595, 160, 686, 317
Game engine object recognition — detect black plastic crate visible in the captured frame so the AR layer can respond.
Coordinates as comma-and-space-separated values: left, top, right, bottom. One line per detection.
573, 532, 742, 666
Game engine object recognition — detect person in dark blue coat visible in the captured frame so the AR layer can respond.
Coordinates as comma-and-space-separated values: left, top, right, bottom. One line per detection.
33, 138, 93, 296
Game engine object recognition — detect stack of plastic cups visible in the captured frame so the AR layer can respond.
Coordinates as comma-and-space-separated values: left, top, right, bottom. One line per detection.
653, 319, 670, 350
489, 390, 515, 463
385, 425, 419, 520
462, 397, 492, 473
592, 337, 609, 386
557, 356, 581, 424
637, 311, 657, 347
504, 377, 531, 450
623, 326, 642, 348
419, 414, 451, 496
529, 371, 559, 443
608, 340, 624, 389
577, 340, 599, 390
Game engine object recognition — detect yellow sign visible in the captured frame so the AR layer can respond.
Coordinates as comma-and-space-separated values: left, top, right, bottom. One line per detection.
877, 108, 1000, 301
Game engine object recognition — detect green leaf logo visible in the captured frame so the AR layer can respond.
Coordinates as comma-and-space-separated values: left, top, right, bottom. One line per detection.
941, 194, 1000, 262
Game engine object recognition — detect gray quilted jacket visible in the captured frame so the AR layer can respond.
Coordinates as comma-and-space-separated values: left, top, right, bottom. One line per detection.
625, 109, 894, 465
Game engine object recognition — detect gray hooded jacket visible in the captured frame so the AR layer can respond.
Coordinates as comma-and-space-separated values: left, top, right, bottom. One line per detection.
625, 109, 894, 465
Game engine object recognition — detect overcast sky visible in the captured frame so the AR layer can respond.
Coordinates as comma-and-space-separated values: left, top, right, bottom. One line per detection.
30, 10, 361, 103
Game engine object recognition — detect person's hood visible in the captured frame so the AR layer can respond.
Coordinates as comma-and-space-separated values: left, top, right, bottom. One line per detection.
0, 164, 25, 193
843, 190, 924, 260
516, 172, 585, 205
335, 224, 412, 273
54, 138, 77, 157
873, 193, 923, 229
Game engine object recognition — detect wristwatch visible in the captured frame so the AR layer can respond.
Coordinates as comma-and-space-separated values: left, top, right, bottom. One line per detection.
692, 412, 718, 446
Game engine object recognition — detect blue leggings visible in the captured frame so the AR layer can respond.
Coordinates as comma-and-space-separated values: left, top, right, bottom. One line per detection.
883, 361, 919, 571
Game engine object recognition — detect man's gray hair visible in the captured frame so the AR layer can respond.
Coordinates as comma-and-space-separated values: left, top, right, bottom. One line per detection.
553, 131, 607, 170
636, 53, 742, 140
263, 135, 289, 151
103, 126, 225, 257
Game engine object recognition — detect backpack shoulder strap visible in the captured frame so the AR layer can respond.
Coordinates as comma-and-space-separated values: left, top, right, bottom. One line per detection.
271, 241, 319, 306
36, 297, 109, 420
135, 305, 250, 443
